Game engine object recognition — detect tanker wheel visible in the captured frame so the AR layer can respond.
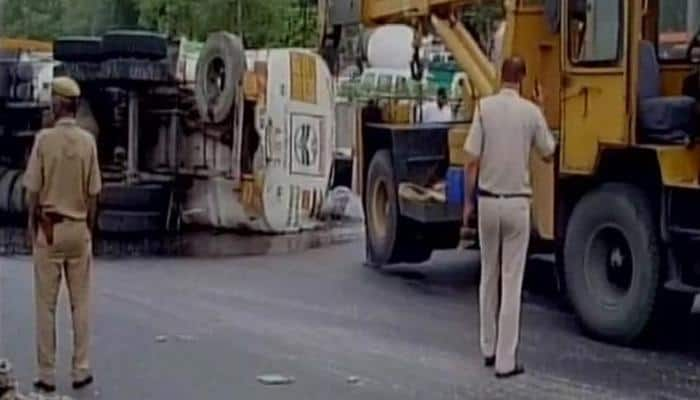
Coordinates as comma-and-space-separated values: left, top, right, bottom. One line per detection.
365, 150, 431, 265
564, 183, 661, 345
195, 32, 245, 124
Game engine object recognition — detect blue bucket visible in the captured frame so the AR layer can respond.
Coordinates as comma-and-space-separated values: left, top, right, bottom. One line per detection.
446, 167, 466, 206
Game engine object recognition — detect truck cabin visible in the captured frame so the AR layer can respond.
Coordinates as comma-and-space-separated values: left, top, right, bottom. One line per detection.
565, 0, 700, 145
639, 0, 700, 145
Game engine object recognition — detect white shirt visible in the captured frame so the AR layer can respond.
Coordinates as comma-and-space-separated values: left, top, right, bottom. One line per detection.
464, 88, 556, 196
491, 21, 506, 69
421, 102, 452, 123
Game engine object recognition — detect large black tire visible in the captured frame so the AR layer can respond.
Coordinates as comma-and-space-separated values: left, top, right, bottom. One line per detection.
564, 183, 661, 345
98, 210, 165, 233
0, 63, 12, 98
99, 59, 171, 83
99, 184, 171, 212
13, 62, 34, 82
365, 150, 431, 265
102, 30, 168, 60
54, 37, 103, 62
195, 32, 245, 123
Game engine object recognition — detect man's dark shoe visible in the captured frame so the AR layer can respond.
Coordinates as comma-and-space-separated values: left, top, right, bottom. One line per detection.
484, 356, 495, 367
495, 365, 525, 379
72, 375, 94, 390
33, 380, 56, 393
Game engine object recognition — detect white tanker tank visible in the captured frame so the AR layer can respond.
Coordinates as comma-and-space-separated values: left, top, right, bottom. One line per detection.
365, 25, 418, 69
183, 41, 335, 233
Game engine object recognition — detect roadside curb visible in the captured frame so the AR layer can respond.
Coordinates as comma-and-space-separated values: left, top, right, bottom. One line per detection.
0, 223, 365, 258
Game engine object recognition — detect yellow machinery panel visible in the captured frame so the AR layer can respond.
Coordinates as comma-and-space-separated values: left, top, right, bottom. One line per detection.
448, 125, 469, 166
656, 146, 700, 188
0, 38, 52, 53
560, 0, 630, 174
290, 52, 318, 104
660, 65, 692, 97
562, 73, 628, 173
362, 0, 467, 24
510, 3, 559, 239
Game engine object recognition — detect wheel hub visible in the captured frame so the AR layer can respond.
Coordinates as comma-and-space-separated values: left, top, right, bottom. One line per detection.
609, 248, 624, 269
206, 57, 227, 102
370, 179, 390, 240
586, 225, 634, 301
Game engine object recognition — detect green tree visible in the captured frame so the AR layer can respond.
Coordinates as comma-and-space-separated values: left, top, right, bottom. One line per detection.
0, 0, 139, 39
0, 0, 318, 48
136, 0, 317, 47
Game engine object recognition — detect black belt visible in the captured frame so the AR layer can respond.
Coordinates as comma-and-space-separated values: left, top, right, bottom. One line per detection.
478, 190, 531, 199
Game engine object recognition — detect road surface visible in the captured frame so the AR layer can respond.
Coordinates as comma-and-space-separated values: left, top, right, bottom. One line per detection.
0, 242, 699, 399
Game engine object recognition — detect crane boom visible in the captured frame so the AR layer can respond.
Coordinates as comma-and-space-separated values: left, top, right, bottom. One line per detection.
362, 0, 469, 25
322, 0, 508, 96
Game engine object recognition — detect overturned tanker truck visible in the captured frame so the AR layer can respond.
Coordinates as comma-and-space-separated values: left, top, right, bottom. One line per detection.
0, 32, 335, 234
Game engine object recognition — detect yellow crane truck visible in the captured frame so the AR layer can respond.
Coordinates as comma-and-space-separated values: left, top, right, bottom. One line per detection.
320, 0, 700, 345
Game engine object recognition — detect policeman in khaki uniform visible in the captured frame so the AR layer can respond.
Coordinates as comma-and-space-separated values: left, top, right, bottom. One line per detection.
463, 57, 556, 378
24, 77, 101, 393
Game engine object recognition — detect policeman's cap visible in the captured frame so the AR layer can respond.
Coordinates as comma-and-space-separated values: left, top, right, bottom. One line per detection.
52, 77, 81, 99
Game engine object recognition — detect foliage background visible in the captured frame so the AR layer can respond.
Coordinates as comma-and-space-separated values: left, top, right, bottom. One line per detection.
0, 0, 319, 48
0, 0, 692, 55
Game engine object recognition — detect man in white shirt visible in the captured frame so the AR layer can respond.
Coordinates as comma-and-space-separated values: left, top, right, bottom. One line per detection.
463, 56, 556, 379
421, 88, 452, 123
490, 20, 507, 70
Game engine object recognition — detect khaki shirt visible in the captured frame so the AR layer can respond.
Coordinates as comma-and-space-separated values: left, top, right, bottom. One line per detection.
464, 88, 555, 196
24, 118, 102, 220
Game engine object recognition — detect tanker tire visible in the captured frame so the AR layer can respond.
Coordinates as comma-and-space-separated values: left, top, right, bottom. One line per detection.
54, 37, 103, 62
9, 171, 25, 214
98, 210, 165, 234
0, 63, 11, 98
564, 183, 661, 345
195, 32, 245, 124
99, 184, 170, 212
102, 30, 168, 60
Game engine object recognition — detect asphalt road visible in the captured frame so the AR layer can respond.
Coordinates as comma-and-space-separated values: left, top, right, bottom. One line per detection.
1, 242, 699, 399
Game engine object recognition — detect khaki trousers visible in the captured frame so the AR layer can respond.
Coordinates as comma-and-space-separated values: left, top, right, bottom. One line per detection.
32, 220, 92, 385
477, 197, 530, 373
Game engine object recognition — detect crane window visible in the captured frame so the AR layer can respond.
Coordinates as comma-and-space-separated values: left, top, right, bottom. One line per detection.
658, 0, 700, 61
568, 0, 622, 65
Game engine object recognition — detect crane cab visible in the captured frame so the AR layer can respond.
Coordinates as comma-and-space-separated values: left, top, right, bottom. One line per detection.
322, 0, 700, 345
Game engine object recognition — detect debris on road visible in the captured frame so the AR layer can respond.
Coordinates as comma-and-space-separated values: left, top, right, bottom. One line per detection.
155, 335, 169, 343
0, 359, 19, 400
21, 393, 74, 400
1, 359, 75, 400
346, 376, 361, 385
320, 187, 365, 222
256, 374, 296, 386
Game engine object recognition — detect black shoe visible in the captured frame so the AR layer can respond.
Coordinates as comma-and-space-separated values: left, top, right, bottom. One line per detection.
72, 375, 94, 390
33, 380, 56, 393
495, 365, 525, 379
484, 356, 495, 367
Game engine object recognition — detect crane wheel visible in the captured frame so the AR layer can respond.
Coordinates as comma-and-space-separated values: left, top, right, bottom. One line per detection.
366, 150, 400, 265
564, 183, 661, 345
365, 150, 431, 265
